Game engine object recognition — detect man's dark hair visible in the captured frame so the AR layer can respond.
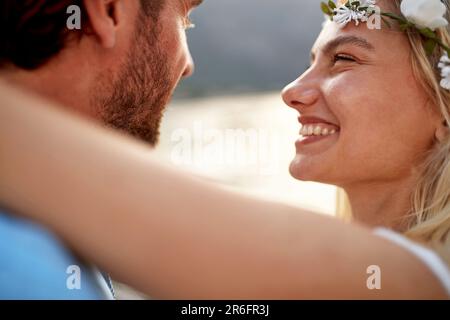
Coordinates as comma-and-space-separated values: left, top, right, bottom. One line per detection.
0, 0, 164, 70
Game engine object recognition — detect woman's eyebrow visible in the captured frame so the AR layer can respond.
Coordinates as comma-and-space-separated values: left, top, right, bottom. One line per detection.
309, 36, 374, 64
322, 35, 375, 56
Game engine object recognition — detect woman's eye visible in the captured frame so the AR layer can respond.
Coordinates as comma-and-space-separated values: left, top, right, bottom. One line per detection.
333, 54, 356, 64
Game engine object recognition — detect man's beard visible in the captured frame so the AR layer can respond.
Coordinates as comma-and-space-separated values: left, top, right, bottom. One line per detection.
94, 13, 174, 146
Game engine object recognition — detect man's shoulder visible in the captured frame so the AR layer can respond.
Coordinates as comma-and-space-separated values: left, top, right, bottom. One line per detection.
0, 210, 112, 299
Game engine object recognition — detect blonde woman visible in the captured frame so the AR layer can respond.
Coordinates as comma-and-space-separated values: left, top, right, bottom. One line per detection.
1, 0, 450, 299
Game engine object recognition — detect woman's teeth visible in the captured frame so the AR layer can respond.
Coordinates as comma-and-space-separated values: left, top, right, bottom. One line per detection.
300, 124, 339, 137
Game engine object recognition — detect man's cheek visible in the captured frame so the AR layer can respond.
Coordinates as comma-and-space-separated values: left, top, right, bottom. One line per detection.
169, 22, 185, 49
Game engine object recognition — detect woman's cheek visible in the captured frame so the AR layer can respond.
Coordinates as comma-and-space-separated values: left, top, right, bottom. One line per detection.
323, 74, 361, 118
325, 75, 392, 168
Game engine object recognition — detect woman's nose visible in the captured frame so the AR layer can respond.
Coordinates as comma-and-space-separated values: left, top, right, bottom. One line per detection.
281, 80, 320, 111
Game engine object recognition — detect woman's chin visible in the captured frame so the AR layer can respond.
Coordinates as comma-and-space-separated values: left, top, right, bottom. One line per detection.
289, 154, 333, 183
289, 155, 317, 181
290, 133, 340, 181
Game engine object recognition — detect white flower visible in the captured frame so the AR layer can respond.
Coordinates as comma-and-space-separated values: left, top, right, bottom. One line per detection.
360, 0, 377, 7
438, 52, 450, 90
333, 5, 369, 27
400, 0, 448, 31
334, 6, 356, 26
336, 0, 377, 9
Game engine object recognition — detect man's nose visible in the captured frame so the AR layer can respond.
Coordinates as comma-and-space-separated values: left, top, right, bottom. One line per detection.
281, 78, 320, 112
182, 51, 195, 78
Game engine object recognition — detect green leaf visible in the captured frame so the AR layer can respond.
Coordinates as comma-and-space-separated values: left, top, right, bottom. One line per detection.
381, 16, 392, 28
321, 2, 332, 16
443, 45, 450, 57
424, 39, 437, 56
437, 43, 450, 57
400, 23, 410, 31
419, 28, 437, 39
381, 12, 407, 24
328, 0, 336, 10
351, 1, 361, 7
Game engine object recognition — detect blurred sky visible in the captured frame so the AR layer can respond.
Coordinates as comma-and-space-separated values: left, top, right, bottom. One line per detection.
174, 0, 325, 99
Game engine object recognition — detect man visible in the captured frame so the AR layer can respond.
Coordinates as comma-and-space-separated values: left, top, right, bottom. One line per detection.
0, 0, 202, 299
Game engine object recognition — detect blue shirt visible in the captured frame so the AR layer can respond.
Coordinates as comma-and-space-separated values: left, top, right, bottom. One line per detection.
0, 210, 114, 300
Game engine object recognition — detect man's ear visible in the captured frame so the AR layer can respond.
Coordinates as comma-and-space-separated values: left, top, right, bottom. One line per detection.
83, 0, 124, 48
435, 120, 450, 143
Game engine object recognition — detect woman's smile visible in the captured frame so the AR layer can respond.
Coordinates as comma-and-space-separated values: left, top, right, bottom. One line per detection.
295, 117, 341, 150
297, 126, 339, 141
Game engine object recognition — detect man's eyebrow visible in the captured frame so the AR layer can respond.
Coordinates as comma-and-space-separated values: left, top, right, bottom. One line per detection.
311, 35, 375, 62
190, 0, 204, 8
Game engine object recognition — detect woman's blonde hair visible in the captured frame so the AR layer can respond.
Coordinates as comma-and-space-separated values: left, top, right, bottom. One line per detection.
382, 0, 450, 266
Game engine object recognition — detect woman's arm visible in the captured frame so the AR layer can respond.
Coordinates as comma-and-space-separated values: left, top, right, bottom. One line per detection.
0, 82, 446, 299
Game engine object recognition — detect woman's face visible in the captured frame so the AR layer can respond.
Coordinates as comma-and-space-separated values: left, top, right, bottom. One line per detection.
282, 14, 441, 188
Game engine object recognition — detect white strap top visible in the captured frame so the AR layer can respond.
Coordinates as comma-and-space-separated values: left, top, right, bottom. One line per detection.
374, 228, 450, 298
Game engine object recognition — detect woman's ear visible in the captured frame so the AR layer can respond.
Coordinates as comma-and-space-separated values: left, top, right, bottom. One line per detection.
435, 120, 450, 142
83, 0, 124, 49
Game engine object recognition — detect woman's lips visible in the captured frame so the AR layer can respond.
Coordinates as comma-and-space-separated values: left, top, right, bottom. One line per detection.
298, 115, 340, 128
296, 132, 339, 146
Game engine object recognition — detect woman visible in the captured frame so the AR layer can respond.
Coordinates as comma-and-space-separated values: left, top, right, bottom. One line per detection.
0, 0, 449, 298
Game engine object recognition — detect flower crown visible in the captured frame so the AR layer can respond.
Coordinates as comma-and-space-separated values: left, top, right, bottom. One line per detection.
321, 0, 450, 91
